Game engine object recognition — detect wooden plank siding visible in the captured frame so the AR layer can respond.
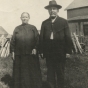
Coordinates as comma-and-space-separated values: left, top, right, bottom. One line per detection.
67, 7, 88, 19
68, 22, 79, 35
66, 0, 88, 46
68, 21, 88, 45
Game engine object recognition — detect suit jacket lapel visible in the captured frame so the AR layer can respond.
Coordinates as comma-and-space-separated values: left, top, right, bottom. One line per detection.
53, 16, 65, 33
46, 18, 52, 32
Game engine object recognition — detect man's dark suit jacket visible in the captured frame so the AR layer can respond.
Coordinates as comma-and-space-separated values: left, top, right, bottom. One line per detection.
10, 24, 39, 55
39, 16, 73, 58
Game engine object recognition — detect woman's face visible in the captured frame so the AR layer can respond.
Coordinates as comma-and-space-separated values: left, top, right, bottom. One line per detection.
21, 13, 30, 24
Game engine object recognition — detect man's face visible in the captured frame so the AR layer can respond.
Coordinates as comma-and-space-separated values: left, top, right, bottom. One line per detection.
48, 7, 59, 18
21, 13, 30, 24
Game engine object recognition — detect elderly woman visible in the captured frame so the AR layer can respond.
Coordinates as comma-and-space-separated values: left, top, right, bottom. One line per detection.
10, 12, 42, 88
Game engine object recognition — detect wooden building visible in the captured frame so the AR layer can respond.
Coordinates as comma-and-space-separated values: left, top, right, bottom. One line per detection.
65, 0, 88, 45
0, 26, 8, 37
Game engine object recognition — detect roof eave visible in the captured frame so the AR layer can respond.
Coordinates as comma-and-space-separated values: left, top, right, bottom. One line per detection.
65, 6, 88, 11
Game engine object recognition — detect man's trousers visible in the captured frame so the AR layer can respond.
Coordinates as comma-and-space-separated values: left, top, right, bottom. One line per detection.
46, 55, 66, 88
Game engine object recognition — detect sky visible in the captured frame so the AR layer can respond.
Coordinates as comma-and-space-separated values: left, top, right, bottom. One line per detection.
0, 0, 73, 34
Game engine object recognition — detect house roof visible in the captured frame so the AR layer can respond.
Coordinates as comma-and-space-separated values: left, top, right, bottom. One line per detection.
6, 34, 11, 38
68, 15, 88, 21
0, 26, 8, 37
65, 0, 88, 10
0, 26, 8, 35
0, 34, 8, 37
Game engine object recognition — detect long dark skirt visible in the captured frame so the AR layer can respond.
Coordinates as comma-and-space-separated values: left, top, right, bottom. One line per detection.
13, 54, 42, 88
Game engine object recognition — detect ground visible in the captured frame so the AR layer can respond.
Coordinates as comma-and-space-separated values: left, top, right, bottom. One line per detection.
0, 53, 88, 88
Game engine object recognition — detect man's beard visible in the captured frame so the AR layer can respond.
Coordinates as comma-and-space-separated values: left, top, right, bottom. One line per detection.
50, 15, 56, 19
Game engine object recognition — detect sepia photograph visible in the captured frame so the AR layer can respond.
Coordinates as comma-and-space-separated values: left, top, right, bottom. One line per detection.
0, 0, 87, 88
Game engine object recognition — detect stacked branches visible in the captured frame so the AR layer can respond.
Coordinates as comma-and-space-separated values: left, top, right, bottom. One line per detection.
72, 33, 83, 54
0, 35, 10, 58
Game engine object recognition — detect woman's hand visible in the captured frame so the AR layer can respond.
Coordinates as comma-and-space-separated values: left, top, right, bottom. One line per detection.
11, 52, 15, 60
32, 49, 36, 55
66, 53, 71, 59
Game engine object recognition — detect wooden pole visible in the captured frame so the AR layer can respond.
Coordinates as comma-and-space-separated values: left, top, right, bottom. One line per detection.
73, 33, 83, 54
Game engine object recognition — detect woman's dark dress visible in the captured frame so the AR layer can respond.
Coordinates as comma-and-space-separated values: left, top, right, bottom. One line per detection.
10, 24, 42, 88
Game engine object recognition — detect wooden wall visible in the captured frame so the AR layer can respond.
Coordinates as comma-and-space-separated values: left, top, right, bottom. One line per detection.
68, 21, 88, 36
67, 7, 88, 19
68, 22, 80, 35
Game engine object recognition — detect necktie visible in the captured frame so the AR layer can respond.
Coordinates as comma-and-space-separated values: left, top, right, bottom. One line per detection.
50, 23, 54, 39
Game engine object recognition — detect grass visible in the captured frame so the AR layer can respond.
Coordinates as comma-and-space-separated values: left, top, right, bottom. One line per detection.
0, 55, 13, 88
40, 54, 88, 88
65, 54, 88, 88
0, 54, 88, 88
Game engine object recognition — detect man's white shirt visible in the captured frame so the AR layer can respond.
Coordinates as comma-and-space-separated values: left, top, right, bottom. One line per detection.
50, 16, 57, 40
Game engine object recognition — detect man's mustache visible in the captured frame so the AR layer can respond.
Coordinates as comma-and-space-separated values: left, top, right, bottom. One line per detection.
50, 12, 56, 15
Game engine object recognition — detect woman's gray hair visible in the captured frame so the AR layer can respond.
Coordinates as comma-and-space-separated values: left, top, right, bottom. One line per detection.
21, 12, 30, 18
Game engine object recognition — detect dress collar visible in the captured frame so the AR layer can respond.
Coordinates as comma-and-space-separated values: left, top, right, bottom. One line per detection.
21, 23, 29, 26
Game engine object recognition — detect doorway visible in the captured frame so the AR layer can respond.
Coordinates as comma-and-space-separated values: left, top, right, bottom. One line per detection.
83, 24, 88, 46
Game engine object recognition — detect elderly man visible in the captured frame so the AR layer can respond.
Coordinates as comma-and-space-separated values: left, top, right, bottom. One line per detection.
10, 12, 42, 88
39, 0, 73, 88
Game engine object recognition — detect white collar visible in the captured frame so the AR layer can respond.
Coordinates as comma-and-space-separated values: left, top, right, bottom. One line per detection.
51, 16, 57, 23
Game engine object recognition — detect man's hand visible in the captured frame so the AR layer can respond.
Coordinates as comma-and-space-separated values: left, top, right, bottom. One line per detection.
32, 49, 37, 55
39, 53, 44, 59
41, 53, 43, 58
66, 53, 71, 58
